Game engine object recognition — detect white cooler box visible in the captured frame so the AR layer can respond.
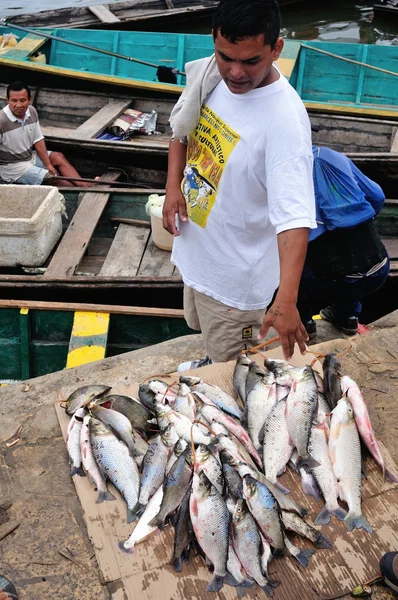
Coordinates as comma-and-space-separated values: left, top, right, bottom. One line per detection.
0, 185, 66, 267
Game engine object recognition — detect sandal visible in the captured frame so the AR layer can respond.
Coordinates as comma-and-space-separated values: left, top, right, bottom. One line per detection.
0, 575, 18, 599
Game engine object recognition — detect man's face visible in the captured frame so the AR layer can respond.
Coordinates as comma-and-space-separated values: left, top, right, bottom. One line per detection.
214, 32, 283, 95
7, 89, 31, 119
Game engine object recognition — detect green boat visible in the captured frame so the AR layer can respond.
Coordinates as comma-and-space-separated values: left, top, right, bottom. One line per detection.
0, 300, 192, 381
0, 25, 397, 119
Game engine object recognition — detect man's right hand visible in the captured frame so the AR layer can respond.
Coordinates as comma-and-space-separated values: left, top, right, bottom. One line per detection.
46, 165, 59, 177
163, 186, 188, 237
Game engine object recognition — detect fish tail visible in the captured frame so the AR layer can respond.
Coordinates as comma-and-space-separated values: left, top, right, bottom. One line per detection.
118, 540, 134, 554
294, 548, 315, 569
206, 574, 225, 593
268, 579, 280, 588
301, 475, 322, 501
385, 469, 398, 483
70, 465, 85, 477
274, 480, 290, 495
344, 512, 373, 534
314, 532, 333, 549
261, 583, 275, 597
314, 506, 331, 526
333, 507, 347, 522
170, 556, 182, 573
96, 489, 116, 504
297, 454, 319, 470
148, 516, 166, 530
127, 502, 143, 524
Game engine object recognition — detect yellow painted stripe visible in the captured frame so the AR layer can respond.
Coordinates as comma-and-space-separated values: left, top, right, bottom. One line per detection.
276, 57, 296, 79
305, 102, 398, 119
313, 314, 322, 321
67, 345, 107, 369
70, 311, 109, 337
66, 311, 110, 369
20, 308, 29, 315
0, 57, 185, 95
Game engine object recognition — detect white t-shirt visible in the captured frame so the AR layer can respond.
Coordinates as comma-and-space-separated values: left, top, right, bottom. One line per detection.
171, 71, 316, 311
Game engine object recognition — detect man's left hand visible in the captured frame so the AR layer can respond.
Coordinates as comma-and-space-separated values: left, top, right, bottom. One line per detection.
258, 299, 308, 361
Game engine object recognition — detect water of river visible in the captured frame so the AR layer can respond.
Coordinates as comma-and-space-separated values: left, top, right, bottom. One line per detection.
0, 0, 397, 45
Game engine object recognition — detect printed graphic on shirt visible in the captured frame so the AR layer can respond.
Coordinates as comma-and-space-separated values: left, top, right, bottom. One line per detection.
181, 104, 240, 228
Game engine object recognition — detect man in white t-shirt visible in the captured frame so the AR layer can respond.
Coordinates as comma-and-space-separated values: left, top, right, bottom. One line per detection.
163, 0, 316, 363
0, 80, 90, 187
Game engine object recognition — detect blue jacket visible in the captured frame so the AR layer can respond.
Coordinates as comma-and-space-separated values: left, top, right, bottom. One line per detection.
310, 146, 385, 242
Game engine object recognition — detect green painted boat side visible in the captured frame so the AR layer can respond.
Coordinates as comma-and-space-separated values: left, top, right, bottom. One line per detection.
0, 308, 192, 381
0, 27, 397, 118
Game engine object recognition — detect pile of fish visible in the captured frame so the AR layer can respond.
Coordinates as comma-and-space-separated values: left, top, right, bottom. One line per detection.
63, 352, 395, 596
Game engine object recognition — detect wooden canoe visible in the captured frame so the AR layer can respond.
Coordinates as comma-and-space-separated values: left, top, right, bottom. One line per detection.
6, 0, 316, 31
0, 26, 397, 118
1, 83, 397, 158
0, 299, 192, 381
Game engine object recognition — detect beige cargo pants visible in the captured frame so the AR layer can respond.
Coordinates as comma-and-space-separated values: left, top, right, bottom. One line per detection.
184, 285, 266, 363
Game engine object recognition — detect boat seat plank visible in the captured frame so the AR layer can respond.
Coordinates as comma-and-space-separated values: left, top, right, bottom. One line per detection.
44, 171, 120, 277
382, 237, 398, 260
88, 4, 121, 23
391, 128, 398, 153
4, 33, 47, 61
100, 224, 150, 277
137, 234, 174, 277
68, 99, 132, 140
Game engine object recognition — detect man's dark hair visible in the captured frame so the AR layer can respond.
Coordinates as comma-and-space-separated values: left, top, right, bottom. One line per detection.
212, 0, 281, 48
6, 81, 31, 99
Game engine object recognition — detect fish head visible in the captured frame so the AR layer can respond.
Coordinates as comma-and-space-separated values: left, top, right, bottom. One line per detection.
196, 470, 212, 498
148, 380, 169, 395
161, 424, 179, 447
263, 370, 275, 386
83, 414, 91, 426
89, 416, 111, 437
333, 397, 355, 425
195, 444, 211, 465
177, 383, 191, 397
174, 439, 188, 457
264, 358, 287, 372
65, 384, 111, 416
236, 353, 251, 367
154, 401, 171, 419
249, 363, 266, 377
226, 495, 237, 514
242, 474, 258, 500
232, 499, 248, 525
210, 422, 228, 437
179, 375, 201, 387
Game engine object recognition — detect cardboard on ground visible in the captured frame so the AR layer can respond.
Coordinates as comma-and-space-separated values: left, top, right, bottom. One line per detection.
55, 339, 398, 599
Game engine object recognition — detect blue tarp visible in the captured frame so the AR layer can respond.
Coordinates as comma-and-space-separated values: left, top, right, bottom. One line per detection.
310, 146, 385, 242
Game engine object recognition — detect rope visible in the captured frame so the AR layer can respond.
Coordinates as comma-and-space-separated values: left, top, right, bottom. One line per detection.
300, 43, 398, 78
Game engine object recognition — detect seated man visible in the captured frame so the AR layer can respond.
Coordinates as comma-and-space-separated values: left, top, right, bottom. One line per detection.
0, 80, 91, 187
297, 145, 389, 338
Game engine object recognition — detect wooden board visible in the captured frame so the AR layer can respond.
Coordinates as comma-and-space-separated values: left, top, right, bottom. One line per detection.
88, 4, 121, 23
55, 340, 398, 599
44, 171, 120, 277
137, 234, 175, 277
68, 99, 132, 140
99, 224, 150, 277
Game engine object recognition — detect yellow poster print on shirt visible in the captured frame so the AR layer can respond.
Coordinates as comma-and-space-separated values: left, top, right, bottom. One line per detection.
181, 104, 240, 228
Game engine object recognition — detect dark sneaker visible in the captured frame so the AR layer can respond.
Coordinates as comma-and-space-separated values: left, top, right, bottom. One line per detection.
380, 552, 398, 594
320, 306, 359, 336
304, 319, 317, 340
177, 356, 213, 372
0, 575, 18, 599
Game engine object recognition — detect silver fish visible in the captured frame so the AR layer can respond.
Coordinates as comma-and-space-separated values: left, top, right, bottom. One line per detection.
220, 451, 243, 499
283, 533, 314, 568
155, 402, 215, 446
323, 353, 342, 410
89, 417, 140, 523
67, 407, 86, 476
329, 398, 372, 533
285, 366, 319, 469
233, 354, 251, 405
263, 399, 293, 484
139, 424, 179, 507
181, 376, 243, 420
245, 363, 266, 400
227, 538, 254, 597
149, 448, 193, 530
97, 394, 152, 432
246, 370, 276, 451
281, 511, 332, 549
174, 383, 196, 421
120, 485, 164, 553
196, 445, 224, 495
90, 405, 143, 459
171, 487, 194, 573
308, 416, 347, 526
80, 415, 115, 503
242, 475, 284, 554
190, 470, 231, 592
232, 500, 277, 597
66, 385, 110, 416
